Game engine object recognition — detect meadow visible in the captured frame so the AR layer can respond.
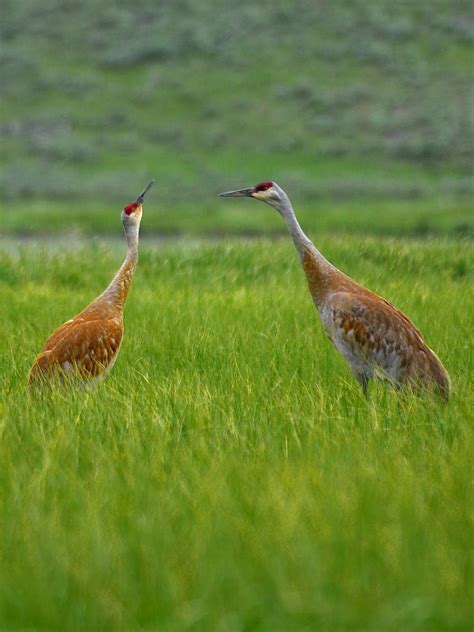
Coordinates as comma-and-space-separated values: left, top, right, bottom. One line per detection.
0, 233, 472, 630
1, 1, 473, 628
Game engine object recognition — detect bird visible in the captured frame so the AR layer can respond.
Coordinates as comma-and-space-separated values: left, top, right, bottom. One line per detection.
219, 181, 450, 400
29, 180, 155, 385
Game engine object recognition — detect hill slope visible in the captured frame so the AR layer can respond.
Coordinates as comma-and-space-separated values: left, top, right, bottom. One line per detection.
1, 0, 473, 207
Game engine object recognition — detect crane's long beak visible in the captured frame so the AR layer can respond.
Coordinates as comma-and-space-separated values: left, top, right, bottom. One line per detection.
218, 187, 254, 198
135, 179, 155, 204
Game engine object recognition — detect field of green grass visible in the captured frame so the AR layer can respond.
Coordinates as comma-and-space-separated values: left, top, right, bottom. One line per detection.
1, 235, 472, 630
1, 0, 473, 628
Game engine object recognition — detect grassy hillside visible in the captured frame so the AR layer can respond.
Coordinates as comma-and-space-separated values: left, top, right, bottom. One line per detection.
0, 237, 472, 629
1, 0, 473, 220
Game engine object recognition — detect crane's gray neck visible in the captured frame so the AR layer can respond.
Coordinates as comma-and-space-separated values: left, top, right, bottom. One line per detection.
98, 220, 140, 310
274, 193, 330, 268
124, 220, 139, 259
116, 220, 139, 277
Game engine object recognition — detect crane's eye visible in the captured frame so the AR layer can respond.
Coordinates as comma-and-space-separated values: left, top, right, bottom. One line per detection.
123, 202, 139, 215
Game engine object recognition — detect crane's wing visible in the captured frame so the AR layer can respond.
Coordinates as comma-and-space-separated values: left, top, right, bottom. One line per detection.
41, 317, 87, 353
30, 317, 123, 382
323, 290, 427, 379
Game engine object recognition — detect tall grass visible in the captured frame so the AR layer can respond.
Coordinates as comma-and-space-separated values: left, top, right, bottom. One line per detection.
0, 237, 472, 630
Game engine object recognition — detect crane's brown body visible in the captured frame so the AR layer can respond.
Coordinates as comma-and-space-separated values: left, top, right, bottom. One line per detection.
302, 246, 450, 398
29, 260, 133, 383
29, 181, 153, 385
220, 181, 450, 399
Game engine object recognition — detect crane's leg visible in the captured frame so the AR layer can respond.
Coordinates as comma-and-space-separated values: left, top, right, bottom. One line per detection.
354, 373, 370, 398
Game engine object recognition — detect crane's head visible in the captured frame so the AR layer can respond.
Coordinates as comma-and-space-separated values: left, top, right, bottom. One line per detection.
122, 179, 155, 226
219, 181, 288, 213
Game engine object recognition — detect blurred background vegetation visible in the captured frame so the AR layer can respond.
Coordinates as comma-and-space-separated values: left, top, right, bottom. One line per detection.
1, 0, 473, 236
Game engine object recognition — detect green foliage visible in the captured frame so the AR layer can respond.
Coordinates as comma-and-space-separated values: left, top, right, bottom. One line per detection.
1, 1, 473, 205
0, 238, 472, 629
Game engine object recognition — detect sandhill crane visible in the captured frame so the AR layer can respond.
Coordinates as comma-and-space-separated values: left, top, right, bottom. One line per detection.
219, 181, 450, 399
29, 180, 155, 385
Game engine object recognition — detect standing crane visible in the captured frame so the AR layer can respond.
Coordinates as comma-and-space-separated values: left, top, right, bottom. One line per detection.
29, 180, 155, 385
219, 181, 450, 399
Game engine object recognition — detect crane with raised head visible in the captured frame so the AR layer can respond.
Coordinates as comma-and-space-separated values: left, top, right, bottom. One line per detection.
29, 180, 155, 385
219, 181, 450, 399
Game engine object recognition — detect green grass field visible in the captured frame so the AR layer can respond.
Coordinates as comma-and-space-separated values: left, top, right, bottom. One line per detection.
2, 1, 473, 627
0, 235, 472, 630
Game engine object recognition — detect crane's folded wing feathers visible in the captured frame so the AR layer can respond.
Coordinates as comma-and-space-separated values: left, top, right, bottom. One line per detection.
325, 291, 449, 396
30, 317, 123, 380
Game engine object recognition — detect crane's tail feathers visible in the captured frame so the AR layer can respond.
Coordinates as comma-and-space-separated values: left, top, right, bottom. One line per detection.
411, 348, 451, 401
